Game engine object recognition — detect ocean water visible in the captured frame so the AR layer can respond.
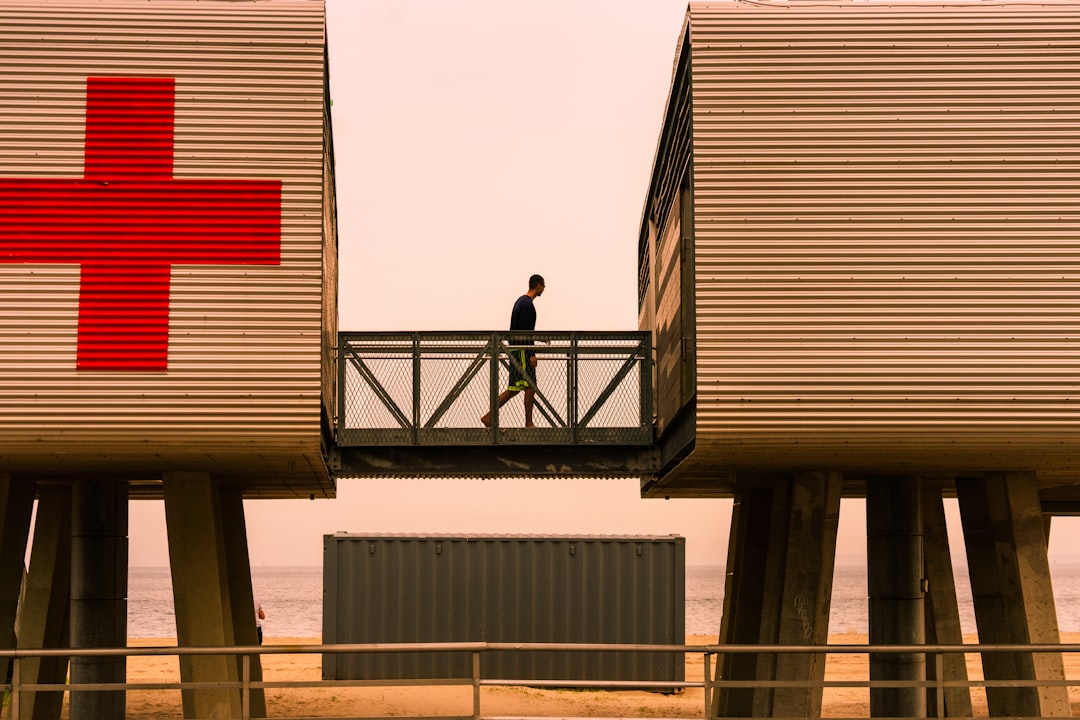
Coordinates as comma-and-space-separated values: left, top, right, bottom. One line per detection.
128, 567, 324, 639
127, 563, 1080, 640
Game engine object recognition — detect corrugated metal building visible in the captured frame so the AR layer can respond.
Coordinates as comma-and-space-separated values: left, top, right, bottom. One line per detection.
640, 0, 1080, 496
323, 534, 686, 685
0, 0, 336, 496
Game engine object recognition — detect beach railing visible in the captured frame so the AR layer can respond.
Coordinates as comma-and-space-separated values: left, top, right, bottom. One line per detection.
336, 331, 653, 446
4, 641, 1080, 720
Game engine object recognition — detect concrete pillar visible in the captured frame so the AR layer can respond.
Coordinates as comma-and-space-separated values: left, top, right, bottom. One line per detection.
770, 471, 842, 718
69, 479, 128, 720
220, 488, 266, 718
163, 471, 243, 719
712, 471, 841, 717
921, 482, 972, 718
0, 474, 34, 692
16, 486, 72, 720
956, 472, 1070, 717
866, 476, 926, 718
713, 484, 773, 717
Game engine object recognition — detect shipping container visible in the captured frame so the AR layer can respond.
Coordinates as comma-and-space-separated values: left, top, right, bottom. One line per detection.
640, 0, 1080, 496
322, 533, 686, 686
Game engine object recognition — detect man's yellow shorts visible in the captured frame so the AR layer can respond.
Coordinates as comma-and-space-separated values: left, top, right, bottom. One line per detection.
507, 349, 535, 392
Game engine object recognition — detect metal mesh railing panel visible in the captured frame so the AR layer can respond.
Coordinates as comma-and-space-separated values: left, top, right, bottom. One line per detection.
418, 355, 489, 429
577, 356, 643, 429
337, 332, 652, 446
343, 358, 411, 427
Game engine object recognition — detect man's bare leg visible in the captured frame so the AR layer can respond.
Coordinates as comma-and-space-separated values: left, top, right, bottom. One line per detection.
481, 389, 517, 427
524, 388, 536, 427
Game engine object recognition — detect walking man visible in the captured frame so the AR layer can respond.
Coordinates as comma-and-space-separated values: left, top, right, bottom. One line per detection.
481, 274, 545, 428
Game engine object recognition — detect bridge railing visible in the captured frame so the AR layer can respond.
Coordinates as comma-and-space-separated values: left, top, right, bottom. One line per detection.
336, 331, 653, 446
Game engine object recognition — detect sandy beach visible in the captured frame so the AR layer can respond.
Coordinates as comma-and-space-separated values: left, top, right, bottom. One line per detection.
38, 632, 1056, 718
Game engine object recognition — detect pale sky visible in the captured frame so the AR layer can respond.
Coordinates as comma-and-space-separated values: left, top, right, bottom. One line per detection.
130, 0, 738, 568
125, 0, 1080, 570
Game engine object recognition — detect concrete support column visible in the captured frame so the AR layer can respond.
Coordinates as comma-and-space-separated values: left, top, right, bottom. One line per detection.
770, 471, 843, 719
713, 484, 774, 717
956, 472, 1070, 717
921, 481, 972, 718
712, 471, 842, 717
0, 474, 34, 690
866, 476, 926, 718
220, 487, 266, 718
69, 479, 128, 720
164, 471, 249, 719
16, 486, 72, 720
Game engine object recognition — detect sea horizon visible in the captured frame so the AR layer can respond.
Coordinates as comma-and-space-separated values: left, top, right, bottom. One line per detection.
127, 560, 1080, 639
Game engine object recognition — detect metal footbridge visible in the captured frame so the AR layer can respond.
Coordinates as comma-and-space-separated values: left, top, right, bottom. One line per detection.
328, 331, 659, 478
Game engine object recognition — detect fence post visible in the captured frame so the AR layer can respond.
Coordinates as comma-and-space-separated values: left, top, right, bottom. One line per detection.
412, 333, 421, 444
9, 656, 18, 720
934, 652, 945, 719
242, 653, 251, 720
640, 334, 653, 431
336, 336, 346, 440
569, 333, 578, 443
472, 651, 481, 720
702, 651, 712, 720
489, 334, 499, 441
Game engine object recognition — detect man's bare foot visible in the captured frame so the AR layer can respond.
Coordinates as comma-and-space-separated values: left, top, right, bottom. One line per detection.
480, 414, 491, 428
525, 423, 536, 428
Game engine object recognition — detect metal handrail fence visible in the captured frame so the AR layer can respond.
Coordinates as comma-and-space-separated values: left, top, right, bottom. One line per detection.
336, 331, 653, 446
4, 641, 1080, 720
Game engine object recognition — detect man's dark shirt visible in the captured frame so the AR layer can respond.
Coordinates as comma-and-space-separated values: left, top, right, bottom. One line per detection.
510, 294, 536, 335
508, 294, 537, 388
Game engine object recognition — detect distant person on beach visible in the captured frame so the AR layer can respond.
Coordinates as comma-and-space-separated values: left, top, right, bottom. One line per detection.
255, 598, 265, 644
481, 274, 545, 429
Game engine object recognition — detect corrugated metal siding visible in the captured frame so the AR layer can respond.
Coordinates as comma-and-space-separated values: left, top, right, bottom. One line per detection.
655, 195, 686, 432
681, 1, 1080, 483
322, 534, 686, 684
0, 1, 330, 488
321, 47, 338, 439
639, 29, 692, 319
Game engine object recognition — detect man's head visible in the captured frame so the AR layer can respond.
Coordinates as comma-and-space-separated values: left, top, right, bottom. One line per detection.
529, 274, 545, 296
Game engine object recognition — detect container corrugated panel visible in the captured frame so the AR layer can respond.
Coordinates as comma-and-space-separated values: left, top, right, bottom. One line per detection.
0, 1, 332, 493
322, 534, 686, 685
654, 1, 1080, 491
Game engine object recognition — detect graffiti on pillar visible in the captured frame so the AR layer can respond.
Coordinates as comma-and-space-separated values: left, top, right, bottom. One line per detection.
793, 594, 814, 640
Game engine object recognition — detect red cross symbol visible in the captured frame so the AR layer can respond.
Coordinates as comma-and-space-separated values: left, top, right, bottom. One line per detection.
0, 77, 281, 371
